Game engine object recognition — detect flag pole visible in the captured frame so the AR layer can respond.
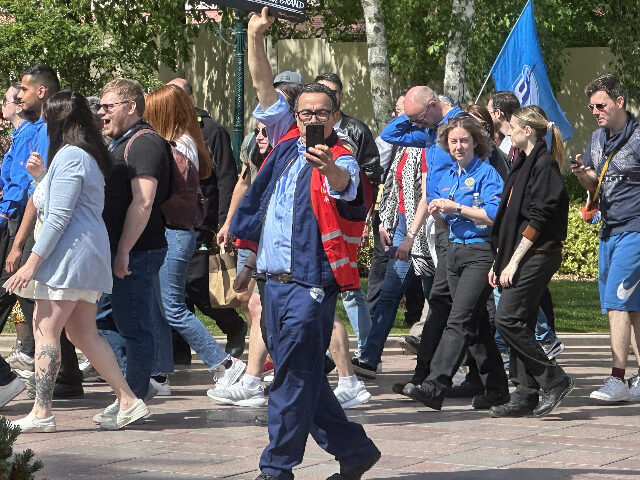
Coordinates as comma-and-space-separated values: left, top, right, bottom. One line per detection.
473, 0, 532, 103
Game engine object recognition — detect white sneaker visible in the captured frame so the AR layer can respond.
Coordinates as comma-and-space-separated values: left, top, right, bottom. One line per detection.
7, 343, 34, 379
99, 399, 149, 430
542, 339, 565, 360
334, 381, 371, 409
150, 377, 171, 396
0, 377, 26, 408
11, 412, 56, 433
627, 374, 640, 402
93, 399, 119, 424
590, 376, 630, 402
207, 382, 266, 407
211, 359, 246, 391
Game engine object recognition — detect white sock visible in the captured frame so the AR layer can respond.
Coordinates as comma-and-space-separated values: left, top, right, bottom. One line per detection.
241, 374, 261, 389
338, 375, 358, 389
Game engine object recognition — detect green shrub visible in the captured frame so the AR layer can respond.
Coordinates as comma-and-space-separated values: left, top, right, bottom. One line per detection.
558, 202, 600, 279
0, 417, 43, 479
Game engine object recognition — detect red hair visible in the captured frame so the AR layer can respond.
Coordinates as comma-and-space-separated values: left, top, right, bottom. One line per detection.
145, 84, 213, 179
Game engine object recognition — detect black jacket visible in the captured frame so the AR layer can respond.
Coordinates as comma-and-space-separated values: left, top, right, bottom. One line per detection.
341, 113, 383, 187
490, 140, 568, 276
196, 108, 238, 244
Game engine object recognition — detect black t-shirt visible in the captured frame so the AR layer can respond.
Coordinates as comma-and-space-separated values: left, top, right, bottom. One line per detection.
103, 121, 171, 252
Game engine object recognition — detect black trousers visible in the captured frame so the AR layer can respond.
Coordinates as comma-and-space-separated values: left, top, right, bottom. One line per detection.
411, 228, 453, 384
404, 275, 426, 325
425, 242, 507, 396
494, 251, 566, 404
366, 212, 389, 313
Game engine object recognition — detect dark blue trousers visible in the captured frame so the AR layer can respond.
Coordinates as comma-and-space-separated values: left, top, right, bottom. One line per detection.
260, 280, 378, 480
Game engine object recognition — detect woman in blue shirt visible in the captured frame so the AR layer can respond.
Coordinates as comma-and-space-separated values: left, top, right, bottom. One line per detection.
6, 91, 148, 432
401, 114, 509, 411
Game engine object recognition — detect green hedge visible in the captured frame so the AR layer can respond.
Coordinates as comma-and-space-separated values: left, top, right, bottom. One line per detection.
357, 201, 601, 280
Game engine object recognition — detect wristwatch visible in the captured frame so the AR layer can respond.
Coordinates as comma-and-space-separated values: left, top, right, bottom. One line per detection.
407, 227, 417, 239
456, 204, 463, 214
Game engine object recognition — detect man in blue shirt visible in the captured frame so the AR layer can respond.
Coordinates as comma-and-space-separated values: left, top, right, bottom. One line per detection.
231, 8, 379, 480
0, 83, 39, 406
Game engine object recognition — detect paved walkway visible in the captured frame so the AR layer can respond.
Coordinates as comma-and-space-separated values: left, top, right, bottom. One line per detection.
5, 347, 640, 479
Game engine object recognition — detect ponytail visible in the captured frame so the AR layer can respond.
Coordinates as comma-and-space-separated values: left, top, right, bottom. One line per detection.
513, 105, 566, 170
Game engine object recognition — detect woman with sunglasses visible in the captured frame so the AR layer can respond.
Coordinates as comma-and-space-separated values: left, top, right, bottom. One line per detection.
6, 90, 147, 432
399, 114, 509, 411
488, 105, 573, 418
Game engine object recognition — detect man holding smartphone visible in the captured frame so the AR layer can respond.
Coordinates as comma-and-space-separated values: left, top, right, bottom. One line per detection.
229, 7, 380, 480
573, 74, 640, 403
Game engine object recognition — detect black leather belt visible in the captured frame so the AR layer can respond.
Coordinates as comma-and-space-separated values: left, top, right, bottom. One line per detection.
267, 273, 294, 283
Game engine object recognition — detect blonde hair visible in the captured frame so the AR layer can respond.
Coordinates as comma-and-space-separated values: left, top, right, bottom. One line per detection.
101, 78, 145, 116
512, 106, 566, 170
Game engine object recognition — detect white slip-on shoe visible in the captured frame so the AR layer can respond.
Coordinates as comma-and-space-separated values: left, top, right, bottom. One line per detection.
11, 412, 56, 433
99, 399, 149, 431
93, 399, 119, 424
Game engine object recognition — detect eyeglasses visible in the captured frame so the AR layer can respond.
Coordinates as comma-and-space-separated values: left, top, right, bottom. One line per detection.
295, 109, 333, 123
98, 100, 131, 113
254, 127, 267, 137
587, 102, 608, 112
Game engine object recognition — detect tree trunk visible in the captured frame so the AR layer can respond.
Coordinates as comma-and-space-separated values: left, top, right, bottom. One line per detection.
361, 0, 392, 132
443, 0, 475, 105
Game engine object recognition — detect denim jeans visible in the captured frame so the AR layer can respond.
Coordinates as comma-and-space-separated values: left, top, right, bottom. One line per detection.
493, 287, 558, 354
360, 213, 433, 367
111, 248, 167, 399
341, 288, 371, 350
155, 228, 229, 370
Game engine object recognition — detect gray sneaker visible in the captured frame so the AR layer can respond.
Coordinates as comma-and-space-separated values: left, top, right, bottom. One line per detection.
0, 376, 26, 408
7, 341, 34, 379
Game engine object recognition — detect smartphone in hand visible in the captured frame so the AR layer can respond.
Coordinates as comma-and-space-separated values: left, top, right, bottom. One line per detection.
385, 246, 399, 258
570, 156, 581, 166
305, 123, 325, 149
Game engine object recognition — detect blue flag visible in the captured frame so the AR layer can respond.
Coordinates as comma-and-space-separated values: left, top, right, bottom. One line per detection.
490, 0, 573, 140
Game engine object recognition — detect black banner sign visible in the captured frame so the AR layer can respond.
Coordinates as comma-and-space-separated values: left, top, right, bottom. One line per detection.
215, 0, 307, 22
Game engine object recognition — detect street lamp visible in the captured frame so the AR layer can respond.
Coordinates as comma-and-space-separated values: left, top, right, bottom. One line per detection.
210, 8, 248, 167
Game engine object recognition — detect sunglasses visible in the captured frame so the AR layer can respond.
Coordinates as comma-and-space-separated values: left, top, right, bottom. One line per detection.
254, 127, 267, 137
587, 103, 607, 112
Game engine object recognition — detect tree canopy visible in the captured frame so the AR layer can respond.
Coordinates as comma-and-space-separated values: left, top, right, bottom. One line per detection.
270, 0, 640, 99
0, 0, 206, 93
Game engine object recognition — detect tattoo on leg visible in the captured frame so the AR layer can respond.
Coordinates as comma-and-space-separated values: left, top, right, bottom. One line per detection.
35, 344, 60, 409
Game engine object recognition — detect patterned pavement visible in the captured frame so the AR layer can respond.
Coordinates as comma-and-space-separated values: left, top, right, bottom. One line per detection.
4, 342, 640, 479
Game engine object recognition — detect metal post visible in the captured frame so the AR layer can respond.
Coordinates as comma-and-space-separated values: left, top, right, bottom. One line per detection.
231, 9, 247, 167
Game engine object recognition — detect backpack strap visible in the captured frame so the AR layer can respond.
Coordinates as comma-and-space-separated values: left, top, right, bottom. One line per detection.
123, 128, 161, 164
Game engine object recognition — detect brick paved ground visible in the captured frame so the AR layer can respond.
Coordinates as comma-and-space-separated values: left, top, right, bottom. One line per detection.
4, 346, 640, 479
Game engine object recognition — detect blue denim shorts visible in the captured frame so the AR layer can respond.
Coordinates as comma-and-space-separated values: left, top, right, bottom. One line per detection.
599, 231, 640, 313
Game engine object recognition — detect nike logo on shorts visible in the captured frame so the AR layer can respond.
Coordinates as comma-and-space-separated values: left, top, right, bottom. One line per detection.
617, 279, 640, 300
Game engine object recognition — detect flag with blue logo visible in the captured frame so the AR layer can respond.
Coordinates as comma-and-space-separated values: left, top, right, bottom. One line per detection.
490, 0, 572, 140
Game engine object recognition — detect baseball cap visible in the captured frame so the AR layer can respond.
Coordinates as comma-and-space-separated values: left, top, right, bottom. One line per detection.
273, 71, 304, 86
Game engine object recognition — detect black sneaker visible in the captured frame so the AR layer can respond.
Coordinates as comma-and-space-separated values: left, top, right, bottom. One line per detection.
532, 375, 574, 417
327, 449, 381, 479
399, 335, 420, 355
404, 383, 444, 411
351, 358, 376, 379
254, 414, 268, 427
471, 391, 509, 410
392, 380, 415, 397
225, 320, 248, 358
489, 400, 535, 418
445, 380, 484, 398
255, 473, 278, 480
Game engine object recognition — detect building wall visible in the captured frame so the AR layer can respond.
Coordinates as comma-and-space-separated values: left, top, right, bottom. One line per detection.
158, 30, 632, 155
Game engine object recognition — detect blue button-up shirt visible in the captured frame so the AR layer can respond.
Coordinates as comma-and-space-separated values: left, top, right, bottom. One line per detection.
434, 157, 504, 241
253, 95, 360, 274
27, 118, 49, 196
0, 120, 39, 227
